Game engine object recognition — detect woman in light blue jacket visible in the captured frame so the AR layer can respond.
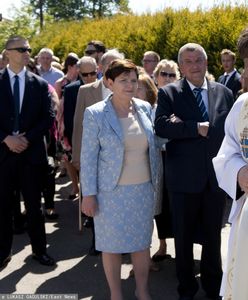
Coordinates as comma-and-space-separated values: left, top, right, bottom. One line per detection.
81, 59, 158, 300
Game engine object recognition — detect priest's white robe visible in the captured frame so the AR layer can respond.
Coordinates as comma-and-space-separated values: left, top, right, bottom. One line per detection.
213, 92, 248, 300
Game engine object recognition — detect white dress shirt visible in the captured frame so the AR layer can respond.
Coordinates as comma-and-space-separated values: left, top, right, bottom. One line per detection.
7, 66, 26, 112
187, 78, 209, 113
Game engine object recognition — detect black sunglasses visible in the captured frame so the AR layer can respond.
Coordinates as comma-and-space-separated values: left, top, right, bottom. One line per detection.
160, 71, 176, 78
81, 71, 97, 77
7, 47, 32, 53
85, 50, 97, 55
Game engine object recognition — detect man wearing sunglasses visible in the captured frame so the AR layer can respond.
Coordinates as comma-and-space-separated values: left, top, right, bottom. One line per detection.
85, 40, 106, 79
0, 35, 55, 269
155, 43, 234, 300
63, 56, 97, 152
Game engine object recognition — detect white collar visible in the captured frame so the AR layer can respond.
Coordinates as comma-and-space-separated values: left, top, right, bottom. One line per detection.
186, 77, 208, 92
7, 66, 26, 79
224, 69, 236, 77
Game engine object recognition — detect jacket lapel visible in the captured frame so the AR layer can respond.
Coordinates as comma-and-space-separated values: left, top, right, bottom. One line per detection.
2, 69, 15, 110
226, 72, 235, 88
207, 80, 215, 123
91, 79, 103, 101
181, 79, 201, 114
104, 96, 124, 142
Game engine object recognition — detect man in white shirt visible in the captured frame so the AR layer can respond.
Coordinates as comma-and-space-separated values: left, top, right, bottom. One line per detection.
217, 49, 241, 100
37, 47, 64, 87
0, 35, 55, 269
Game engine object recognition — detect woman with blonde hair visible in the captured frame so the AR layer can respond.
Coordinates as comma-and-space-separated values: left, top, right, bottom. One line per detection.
153, 59, 180, 89
152, 59, 180, 263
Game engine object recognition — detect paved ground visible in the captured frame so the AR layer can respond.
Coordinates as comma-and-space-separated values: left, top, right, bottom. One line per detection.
0, 174, 231, 300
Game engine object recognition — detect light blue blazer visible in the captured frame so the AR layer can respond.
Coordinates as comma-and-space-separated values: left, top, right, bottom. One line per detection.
80, 95, 158, 196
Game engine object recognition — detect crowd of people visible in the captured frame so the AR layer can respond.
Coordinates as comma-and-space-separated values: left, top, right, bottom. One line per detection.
0, 29, 247, 300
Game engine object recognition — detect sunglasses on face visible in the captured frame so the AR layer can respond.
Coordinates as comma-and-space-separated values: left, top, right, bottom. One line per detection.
85, 50, 97, 55
7, 47, 32, 53
80, 71, 97, 77
159, 71, 176, 78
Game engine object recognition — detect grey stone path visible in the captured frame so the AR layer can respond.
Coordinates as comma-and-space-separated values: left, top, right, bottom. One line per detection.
0, 175, 231, 300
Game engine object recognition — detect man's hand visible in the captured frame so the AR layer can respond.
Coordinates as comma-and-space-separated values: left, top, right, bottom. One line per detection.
238, 165, 248, 193
198, 122, 209, 137
81, 195, 98, 217
3, 133, 29, 153
170, 114, 183, 123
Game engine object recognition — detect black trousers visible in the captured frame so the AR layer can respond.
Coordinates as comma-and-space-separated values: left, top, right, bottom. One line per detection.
170, 183, 225, 297
0, 154, 47, 258
154, 151, 173, 239
42, 156, 55, 209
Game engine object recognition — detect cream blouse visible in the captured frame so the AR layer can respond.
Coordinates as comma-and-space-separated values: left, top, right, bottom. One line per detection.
118, 113, 151, 185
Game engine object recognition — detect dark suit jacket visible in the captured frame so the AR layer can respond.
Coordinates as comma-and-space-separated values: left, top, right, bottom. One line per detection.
218, 70, 241, 100
0, 69, 54, 164
155, 78, 234, 193
63, 79, 84, 146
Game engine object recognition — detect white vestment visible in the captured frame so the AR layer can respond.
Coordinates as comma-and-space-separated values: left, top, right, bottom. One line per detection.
213, 92, 248, 300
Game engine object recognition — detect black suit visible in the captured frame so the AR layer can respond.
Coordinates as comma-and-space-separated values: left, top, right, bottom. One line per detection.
0, 69, 54, 258
218, 70, 241, 100
63, 79, 84, 146
155, 78, 234, 298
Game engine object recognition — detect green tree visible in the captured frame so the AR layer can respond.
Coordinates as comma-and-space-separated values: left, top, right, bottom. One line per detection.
0, 5, 38, 50
84, 0, 130, 18
29, 0, 130, 29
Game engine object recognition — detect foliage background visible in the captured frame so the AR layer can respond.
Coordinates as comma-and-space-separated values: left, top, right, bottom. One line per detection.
1, 5, 248, 78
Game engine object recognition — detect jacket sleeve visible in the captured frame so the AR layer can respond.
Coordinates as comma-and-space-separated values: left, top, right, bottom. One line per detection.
80, 108, 100, 196
213, 96, 246, 200
72, 87, 86, 166
24, 80, 55, 144
154, 87, 199, 140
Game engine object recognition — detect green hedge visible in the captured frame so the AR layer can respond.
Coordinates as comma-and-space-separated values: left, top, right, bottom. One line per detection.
2, 5, 248, 78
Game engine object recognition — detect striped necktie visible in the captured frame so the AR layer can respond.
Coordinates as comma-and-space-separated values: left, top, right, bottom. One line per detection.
193, 88, 209, 121
13, 75, 20, 132
223, 74, 229, 85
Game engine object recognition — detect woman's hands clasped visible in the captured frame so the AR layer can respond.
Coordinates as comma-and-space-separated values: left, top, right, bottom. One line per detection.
81, 195, 98, 217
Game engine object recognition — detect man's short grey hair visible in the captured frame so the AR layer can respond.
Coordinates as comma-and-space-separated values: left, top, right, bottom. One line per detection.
78, 56, 97, 68
38, 47, 54, 57
178, 43, 207, 64
100, 49, 125, 66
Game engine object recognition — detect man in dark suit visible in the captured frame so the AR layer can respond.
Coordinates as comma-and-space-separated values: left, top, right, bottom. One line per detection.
63, 76, 84, 148
218, 49, 241, 100
155, 43, 234, 300
0, 35, 55, 269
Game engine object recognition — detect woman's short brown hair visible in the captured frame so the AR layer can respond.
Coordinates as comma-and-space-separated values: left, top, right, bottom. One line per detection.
105, 59, 138, 81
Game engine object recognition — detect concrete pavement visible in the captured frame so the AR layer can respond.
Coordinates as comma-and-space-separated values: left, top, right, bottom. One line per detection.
0, 174, 231, 300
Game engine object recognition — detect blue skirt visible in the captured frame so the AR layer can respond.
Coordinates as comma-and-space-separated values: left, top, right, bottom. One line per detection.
94, 181, 154, 253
